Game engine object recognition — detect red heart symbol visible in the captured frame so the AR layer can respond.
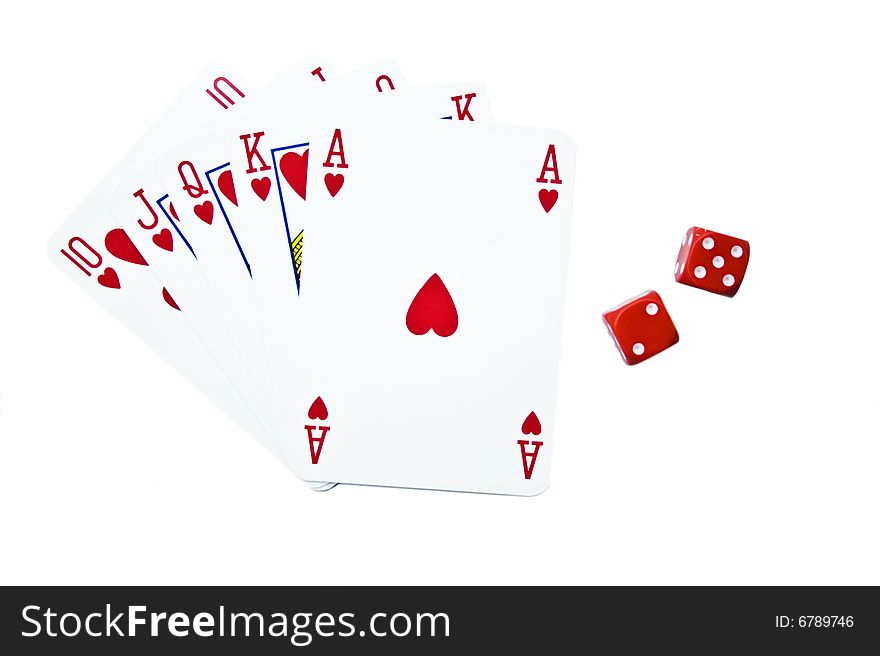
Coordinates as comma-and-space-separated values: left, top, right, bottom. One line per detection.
162, 288, 180, 311
280, 150, 309, 201
168, 202, 180, 222
218, 170, 238, 206
308, 396, 328, 421
324, 172, 344, 197
152, 228, 173, 251
97, 267, 120, 289
105, 228, 147, 265
406, 274, 458, 337
193, 201, 214, 225
251, 176, 271, 201
521, 411, 542, 436
538, 189, 558, 213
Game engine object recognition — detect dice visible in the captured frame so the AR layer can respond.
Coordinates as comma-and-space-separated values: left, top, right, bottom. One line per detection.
602, 291, 679, 365
674, 227, 750, 297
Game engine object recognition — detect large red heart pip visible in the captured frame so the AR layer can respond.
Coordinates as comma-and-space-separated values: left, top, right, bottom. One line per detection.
251, 177, 271, 201
406, 274, 458, 337
105, 228, 147, 265
308, 396, 329, 421
521, 411, 542, 436
280, 150, 309, 201
152, 228, 173, 251
538, 189, 558, 213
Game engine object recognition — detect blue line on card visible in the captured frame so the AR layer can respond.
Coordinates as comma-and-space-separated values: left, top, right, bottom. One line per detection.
156, 195, 196, 258
206, 163, 252, 277
271, 141, 309, 296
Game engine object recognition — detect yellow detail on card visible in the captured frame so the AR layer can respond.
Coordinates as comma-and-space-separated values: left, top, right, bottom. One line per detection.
292, 230, 304, 285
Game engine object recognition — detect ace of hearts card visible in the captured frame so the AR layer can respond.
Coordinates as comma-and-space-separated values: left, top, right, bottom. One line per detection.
280, 115, 575, 495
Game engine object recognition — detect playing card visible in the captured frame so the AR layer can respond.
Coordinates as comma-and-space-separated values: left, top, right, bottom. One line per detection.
108, 59, 339, 488
285, 116, 576, 495
183, 81, 494, 486
145, 63, 407, 487
141, 62, 399, 451
48, 66, 289, 467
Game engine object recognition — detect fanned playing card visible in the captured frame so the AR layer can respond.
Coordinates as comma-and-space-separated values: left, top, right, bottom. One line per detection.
46, 66, 294, 464
107, 58, 341, 491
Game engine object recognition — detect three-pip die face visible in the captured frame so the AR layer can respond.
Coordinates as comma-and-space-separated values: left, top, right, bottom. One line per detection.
674, 227, 750, 297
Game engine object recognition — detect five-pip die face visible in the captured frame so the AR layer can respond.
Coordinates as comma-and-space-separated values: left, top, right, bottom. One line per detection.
674, 227, 750, 297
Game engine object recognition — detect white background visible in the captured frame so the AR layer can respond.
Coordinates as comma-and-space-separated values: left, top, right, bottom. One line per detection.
1, 0, 878, 585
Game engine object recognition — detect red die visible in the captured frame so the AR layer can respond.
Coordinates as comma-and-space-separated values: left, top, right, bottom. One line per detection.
674, 227, 750, 297
602, 291, 679, 365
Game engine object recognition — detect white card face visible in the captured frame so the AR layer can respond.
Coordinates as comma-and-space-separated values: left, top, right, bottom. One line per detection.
46, 206, 276, 452
47, 66, 288, 463
109, 58, 339, 464
284, 117, 576, 495
143, 61, 406, 489
196, 82, 494, 487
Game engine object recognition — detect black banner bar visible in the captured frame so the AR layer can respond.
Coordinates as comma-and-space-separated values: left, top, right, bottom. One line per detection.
1, 586, 877, 653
